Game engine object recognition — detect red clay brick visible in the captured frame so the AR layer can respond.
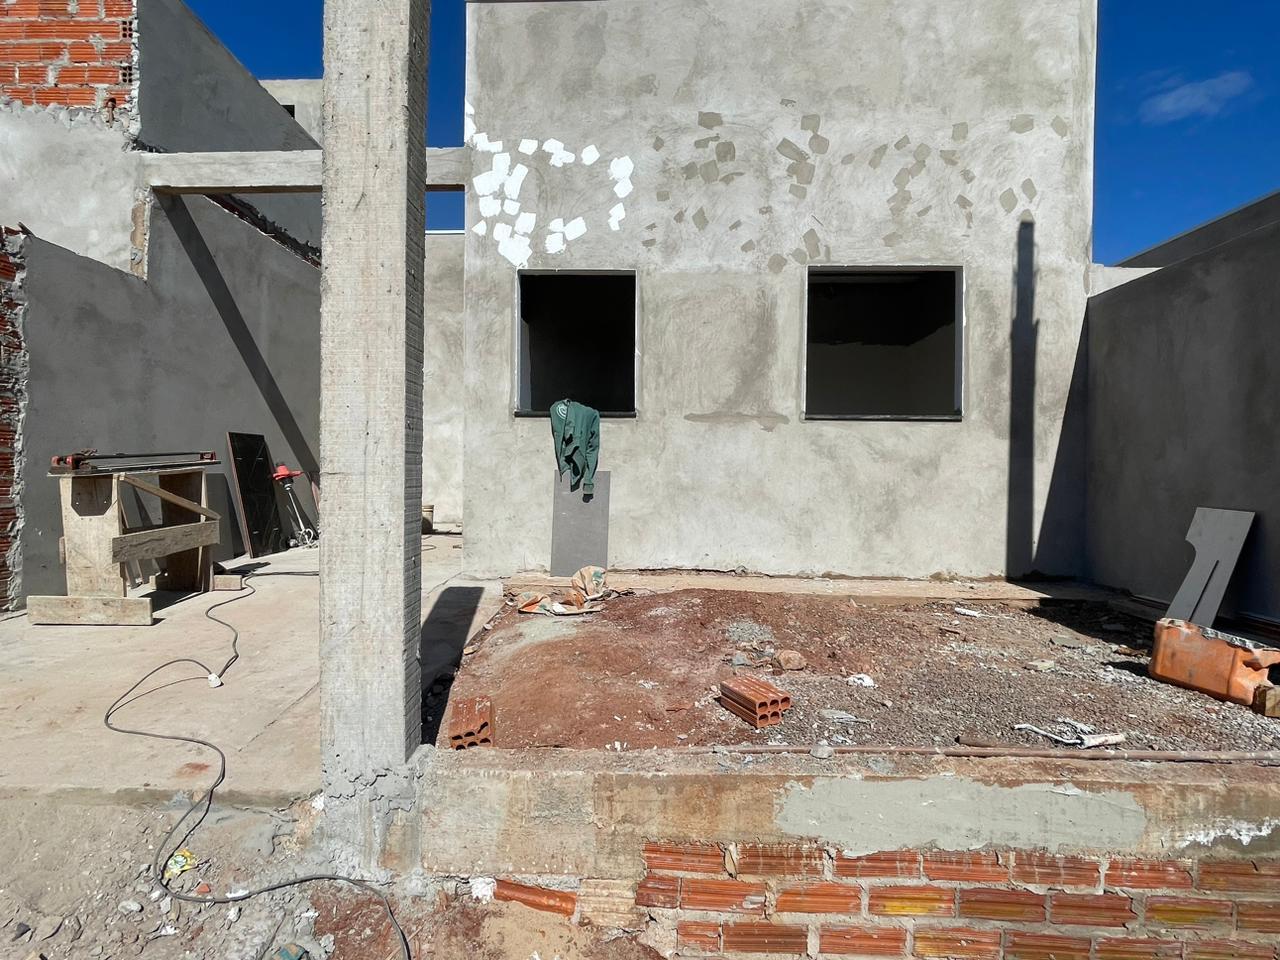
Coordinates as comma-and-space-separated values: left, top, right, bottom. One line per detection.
869, 885, 954, 917
641, 841, 723, 874
104, 0, 135, 15
1198, 860, 1280, 895
21, 21, 121, 40
492, 879, 575, 918
912, 928, 1001, 960
924, 851, 1010, 883
14, 64, 44, 83
634, 873, 678, 909
1095, 938, 1186, 960
1012, 853, 1102, 887
1049, 892, 1136, 927
0, 42, 68, 62
65, 40, 132, 62
1106, 859, 1194, 890
675, 920, 720, 952
680, 877, 766, 915
721, 922, 807, 954
1004, 932, 1091, 960
957, 888, 1045, 922
1184, 942, 1276, 960
736, 842, 824, 876
835, 850, 921, 879
775, 882, 861, 914
1237, 900, 1280, 933
33, 85, 97, 105
1144, 895, 1233, 928
819, 925, 907, 956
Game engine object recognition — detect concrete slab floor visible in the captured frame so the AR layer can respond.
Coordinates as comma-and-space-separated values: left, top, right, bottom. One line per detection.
0, 534, 500, 805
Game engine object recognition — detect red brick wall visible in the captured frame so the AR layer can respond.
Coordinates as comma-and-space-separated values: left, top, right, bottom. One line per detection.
625, 842, 1280, 958
0, 228, 27, 611
0, 0, 134, 110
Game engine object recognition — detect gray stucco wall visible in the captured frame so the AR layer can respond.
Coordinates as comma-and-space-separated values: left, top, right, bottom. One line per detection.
1119, 190, 1280, 269
136, 0, 321, 248
1086, 217, 1280, 622
0, 104, 138, 273
461, 0, 1097, 579
424, 233, 465, 525
260, 80, 324, 146
21, 196, 320, 598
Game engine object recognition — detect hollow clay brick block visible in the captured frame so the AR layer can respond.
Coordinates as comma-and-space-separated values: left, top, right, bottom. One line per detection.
675, 920, 721, 951
635, 873, 679, 909
1050, 892, 1136, 927
719, 675, 792, 727
1106, 859, 1194, 890
736, 843, 824, 876
720, 922, 808, 954
1184, 942, 1277, 960
1012, 852, 1102, 887
834, 850, 921, 879
1095, 938, 1186, 960
1004, 932, 1092, 960
680, 877, 767, 915
775, 882, 862, 914
493, 879, 576, 917
924, 851, 1010, 883
819, 925, 907, 957
957, 888, 1046, 922
1237, 900, 1280, 933
913, 928, 1002, 960
1150, 618, 1280, 707
447, 695, 492, 749
1198, 859, 1280, 895
868, 884, 955, 917
642, 841, 725, 874
1144, 895, 1233, 928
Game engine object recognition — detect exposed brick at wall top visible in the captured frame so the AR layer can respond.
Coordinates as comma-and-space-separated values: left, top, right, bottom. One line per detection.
0, 228, 27, 611
0, 0, 134, 111
631, 842, 1280, 959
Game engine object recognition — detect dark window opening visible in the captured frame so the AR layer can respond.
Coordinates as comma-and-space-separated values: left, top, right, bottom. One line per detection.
518, 272, 636, 415
805, 268, 962, 419
281, 103, 296, 118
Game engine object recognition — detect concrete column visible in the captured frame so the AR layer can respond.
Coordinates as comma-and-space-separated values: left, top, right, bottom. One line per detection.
319, 0, 429, 813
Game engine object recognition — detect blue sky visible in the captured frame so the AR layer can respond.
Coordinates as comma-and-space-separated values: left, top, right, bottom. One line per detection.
188, 0, 1276, 263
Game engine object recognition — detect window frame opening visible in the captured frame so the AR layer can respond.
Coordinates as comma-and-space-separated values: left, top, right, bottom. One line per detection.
802, 265, 965, 422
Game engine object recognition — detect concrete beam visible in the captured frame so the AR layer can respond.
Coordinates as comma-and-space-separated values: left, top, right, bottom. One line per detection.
319, 0, 429, 848
141, 150, 323, 194
141, 147, 466, 195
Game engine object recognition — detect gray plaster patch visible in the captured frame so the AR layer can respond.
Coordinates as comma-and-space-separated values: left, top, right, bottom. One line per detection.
641, 238, 656, 248
1000, 188, 1019, 213
939, 150, 958, 166
729, 219, 743, 231
869, 144, 888, 169
961, 169, 976, 183
740, 239, 756, 253
646, 222, 658, 231
715, 141, 736, 162
1051, 116, 1070, 138
652, 136, 665, 151
790, 247, 808, 265
803, 228, 821, 259
692, 207, 709, 231
952, 122, 969, 142
759, 206, 773, 215
809, 134, 830, 155
777, 778, 1147, 854
888, 189, 912, 216
790, 160, 816, 185
913, 144, 932, 162
694, 135, 720, 149
767, 254, 787, 274
682, 161, 699, 180
893, 167, 913, 189
916, 205, 933, 217
777, 138, 808, 163
789, 184, 807, 199
687, 412, 788, 432
674, 209, 685, 223
720, 172, 745, 184
840, 153, 856, 165
801, 114, 821, 133
882, 232, 902, 247
1010, 114, 1035, 134
908, 160, 926, 177
1022, 178, 1038, 201
894, 135, 911, 150
656, 189, 671, 201
698, 111, 723, 129
699, 159, 720, 183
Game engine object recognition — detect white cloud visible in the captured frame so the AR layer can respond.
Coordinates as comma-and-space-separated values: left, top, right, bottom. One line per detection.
1140, 70, 1253, 125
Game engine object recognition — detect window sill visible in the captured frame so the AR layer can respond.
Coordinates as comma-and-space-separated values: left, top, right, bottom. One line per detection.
803, 414, 964, 422
514, 410, 638, 419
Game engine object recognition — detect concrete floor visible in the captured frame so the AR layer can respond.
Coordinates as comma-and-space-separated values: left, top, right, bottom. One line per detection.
0, 534, 500, 805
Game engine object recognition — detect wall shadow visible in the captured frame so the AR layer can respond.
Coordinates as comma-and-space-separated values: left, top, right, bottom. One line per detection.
418, 585, 485, 746
1006, 219, 1037, 577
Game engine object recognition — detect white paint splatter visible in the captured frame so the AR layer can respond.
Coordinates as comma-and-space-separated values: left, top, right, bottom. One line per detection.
543, 138, 575, 167
613, 178, 634, 199
492, 222, 512, 243
515, 211, 536, 235
498, 232, 532, 269
545, 233, 566, 254
503, 198, 521, 216
469, 877, 495, 902
563, 217, 587, 241
518, 138, 538, 155
472, 221, 488, 236
608, 155, 634, 181
581, 145, 600, 166
472, 132, 504, 154
472, 152, 512, 196
549, 218, 565, 233
464, 115, 477, 143
477, 195, 501, 218
608, 203, 626, 231
464, 99, 475, 116
503, 163, 529, 200
1179, 818, 1280, 848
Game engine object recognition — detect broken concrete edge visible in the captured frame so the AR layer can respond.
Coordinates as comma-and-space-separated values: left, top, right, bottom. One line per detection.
1150, 618, 1280, 713
0, 227, 29, 613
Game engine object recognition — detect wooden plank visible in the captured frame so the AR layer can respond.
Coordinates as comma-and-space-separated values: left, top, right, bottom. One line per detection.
120, 474, 220, 520
27, 595, 152, 626
111, 520, 220, 564
61, 474, 126, 597
1255, 686, 1280, 719
157, 470, 212, 591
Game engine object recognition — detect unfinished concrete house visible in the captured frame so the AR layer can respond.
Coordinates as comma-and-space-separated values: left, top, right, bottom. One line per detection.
2, 0, 1280, 959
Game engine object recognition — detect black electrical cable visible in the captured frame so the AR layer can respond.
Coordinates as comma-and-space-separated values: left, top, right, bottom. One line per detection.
103, 571, 412, 960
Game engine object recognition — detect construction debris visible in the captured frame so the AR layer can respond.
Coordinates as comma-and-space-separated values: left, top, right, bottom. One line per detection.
720, 675, 793, 728
447, 696, 494, 750
1014, 719, 1127, 749
515, 565, 619, 616
1150, 618, 1280, 713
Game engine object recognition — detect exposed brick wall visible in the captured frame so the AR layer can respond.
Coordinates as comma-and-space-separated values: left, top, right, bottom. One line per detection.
0, 0, 135, 111
626, 842, 1280, 958
0, 227, 27, 611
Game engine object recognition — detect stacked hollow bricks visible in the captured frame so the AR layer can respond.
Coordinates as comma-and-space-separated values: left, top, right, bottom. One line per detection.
636, 841, 1280, 958
447, 695, 493, 750
0, 229, 25, 611
721, 676, 793, 728
0, 1, 134, 110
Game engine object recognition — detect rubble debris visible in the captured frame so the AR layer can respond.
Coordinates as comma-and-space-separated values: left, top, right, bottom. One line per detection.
720, 676, 793, 728
776, 649, 807, 670
846, 673, 876, 688
954, 606, 985, 618
1024, 659, 1056, 672
470, 878, 497, 903
493, 879, 577, 918
809, 744, 835, 759
163, 848, 197, 881
820, 709, 873, 727
448, 696, 494, 750
271, 945, 311, 960
1150, 618, 1280, 710
1014, 720, 1127, 749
